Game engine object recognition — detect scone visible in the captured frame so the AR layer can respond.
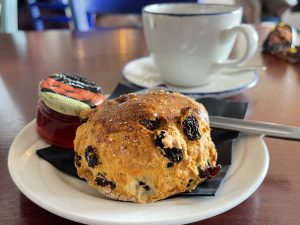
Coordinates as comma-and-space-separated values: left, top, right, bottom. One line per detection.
74, 91, 221, 203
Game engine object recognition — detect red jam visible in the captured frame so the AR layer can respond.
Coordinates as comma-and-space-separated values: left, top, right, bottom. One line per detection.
36, 73, 105, 149
36, 101, 82, 149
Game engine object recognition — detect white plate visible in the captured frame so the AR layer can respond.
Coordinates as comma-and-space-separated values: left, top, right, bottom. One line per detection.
123, 57, 259, 98
8, 120, 269, 225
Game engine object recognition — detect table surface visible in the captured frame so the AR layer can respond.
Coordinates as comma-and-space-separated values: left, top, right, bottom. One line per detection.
1, 25, 300, 225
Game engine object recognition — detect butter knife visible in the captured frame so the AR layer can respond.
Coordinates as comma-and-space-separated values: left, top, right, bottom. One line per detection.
209, 116, 300, 141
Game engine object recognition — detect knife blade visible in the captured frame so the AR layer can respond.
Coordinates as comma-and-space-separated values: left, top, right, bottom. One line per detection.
209, 116, 300, 141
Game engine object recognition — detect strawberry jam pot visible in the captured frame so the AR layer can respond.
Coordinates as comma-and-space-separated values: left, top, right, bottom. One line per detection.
36, 73, 105, 149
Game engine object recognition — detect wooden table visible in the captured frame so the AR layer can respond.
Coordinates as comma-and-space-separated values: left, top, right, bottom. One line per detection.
1, 25, 300, 225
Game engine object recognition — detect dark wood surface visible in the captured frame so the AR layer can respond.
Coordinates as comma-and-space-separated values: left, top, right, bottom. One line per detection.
0, 25, 300, 225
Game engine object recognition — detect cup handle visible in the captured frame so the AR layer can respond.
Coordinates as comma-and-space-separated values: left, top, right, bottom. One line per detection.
214, 24, 258, 70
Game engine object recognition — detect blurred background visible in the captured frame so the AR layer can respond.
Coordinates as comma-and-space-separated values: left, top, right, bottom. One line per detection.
17, 0, 300, 31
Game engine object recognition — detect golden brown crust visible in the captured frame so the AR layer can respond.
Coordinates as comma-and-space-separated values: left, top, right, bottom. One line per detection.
74, 91, 218, 203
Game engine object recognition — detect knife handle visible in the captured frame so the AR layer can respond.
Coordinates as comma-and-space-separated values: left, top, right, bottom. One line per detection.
209, 116, 300, 141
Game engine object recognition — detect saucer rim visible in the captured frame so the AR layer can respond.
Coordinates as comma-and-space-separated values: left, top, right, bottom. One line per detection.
122, 56, 259, 98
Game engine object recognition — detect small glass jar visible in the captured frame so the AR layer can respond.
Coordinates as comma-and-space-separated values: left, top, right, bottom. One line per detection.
36, 100, 82, 149
36, 73, 105, 149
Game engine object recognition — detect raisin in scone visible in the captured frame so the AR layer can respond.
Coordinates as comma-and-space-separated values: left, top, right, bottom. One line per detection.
74, 91, 221, 203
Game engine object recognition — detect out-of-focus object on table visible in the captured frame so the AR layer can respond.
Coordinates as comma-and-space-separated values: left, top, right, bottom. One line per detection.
263, 22, 300, 63
0, 0, 17, 33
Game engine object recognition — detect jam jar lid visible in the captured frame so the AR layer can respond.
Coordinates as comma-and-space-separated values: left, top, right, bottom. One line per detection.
38, 73, 105, 116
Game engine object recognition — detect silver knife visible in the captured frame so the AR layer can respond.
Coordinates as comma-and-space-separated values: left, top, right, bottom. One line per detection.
209, 116, 300, 141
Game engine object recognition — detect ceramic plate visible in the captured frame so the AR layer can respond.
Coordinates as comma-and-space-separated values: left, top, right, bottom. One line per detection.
123, 57, 259, 98
8, 120, 269, 225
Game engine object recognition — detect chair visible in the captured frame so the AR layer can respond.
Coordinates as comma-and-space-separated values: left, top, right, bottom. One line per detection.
26, 0, 72, 31
69, 0, 197, 32
0, 0, 18, 33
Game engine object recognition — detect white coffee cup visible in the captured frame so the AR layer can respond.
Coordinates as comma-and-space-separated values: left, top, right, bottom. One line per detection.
142, 3, 258, 87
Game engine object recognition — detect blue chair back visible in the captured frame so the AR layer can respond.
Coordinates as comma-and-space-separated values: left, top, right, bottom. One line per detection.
27, 0, 71, 31
70, 0, 197, 32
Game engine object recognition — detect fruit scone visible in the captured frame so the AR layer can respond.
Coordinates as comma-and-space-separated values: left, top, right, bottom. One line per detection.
74, 91, 221, 203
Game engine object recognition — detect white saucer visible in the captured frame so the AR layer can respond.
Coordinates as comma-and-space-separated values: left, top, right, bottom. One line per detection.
123, 57, 259, 98
8, 120, 269, 225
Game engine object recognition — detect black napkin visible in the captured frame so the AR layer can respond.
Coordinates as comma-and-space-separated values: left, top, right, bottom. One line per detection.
37, 83, 248, 196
